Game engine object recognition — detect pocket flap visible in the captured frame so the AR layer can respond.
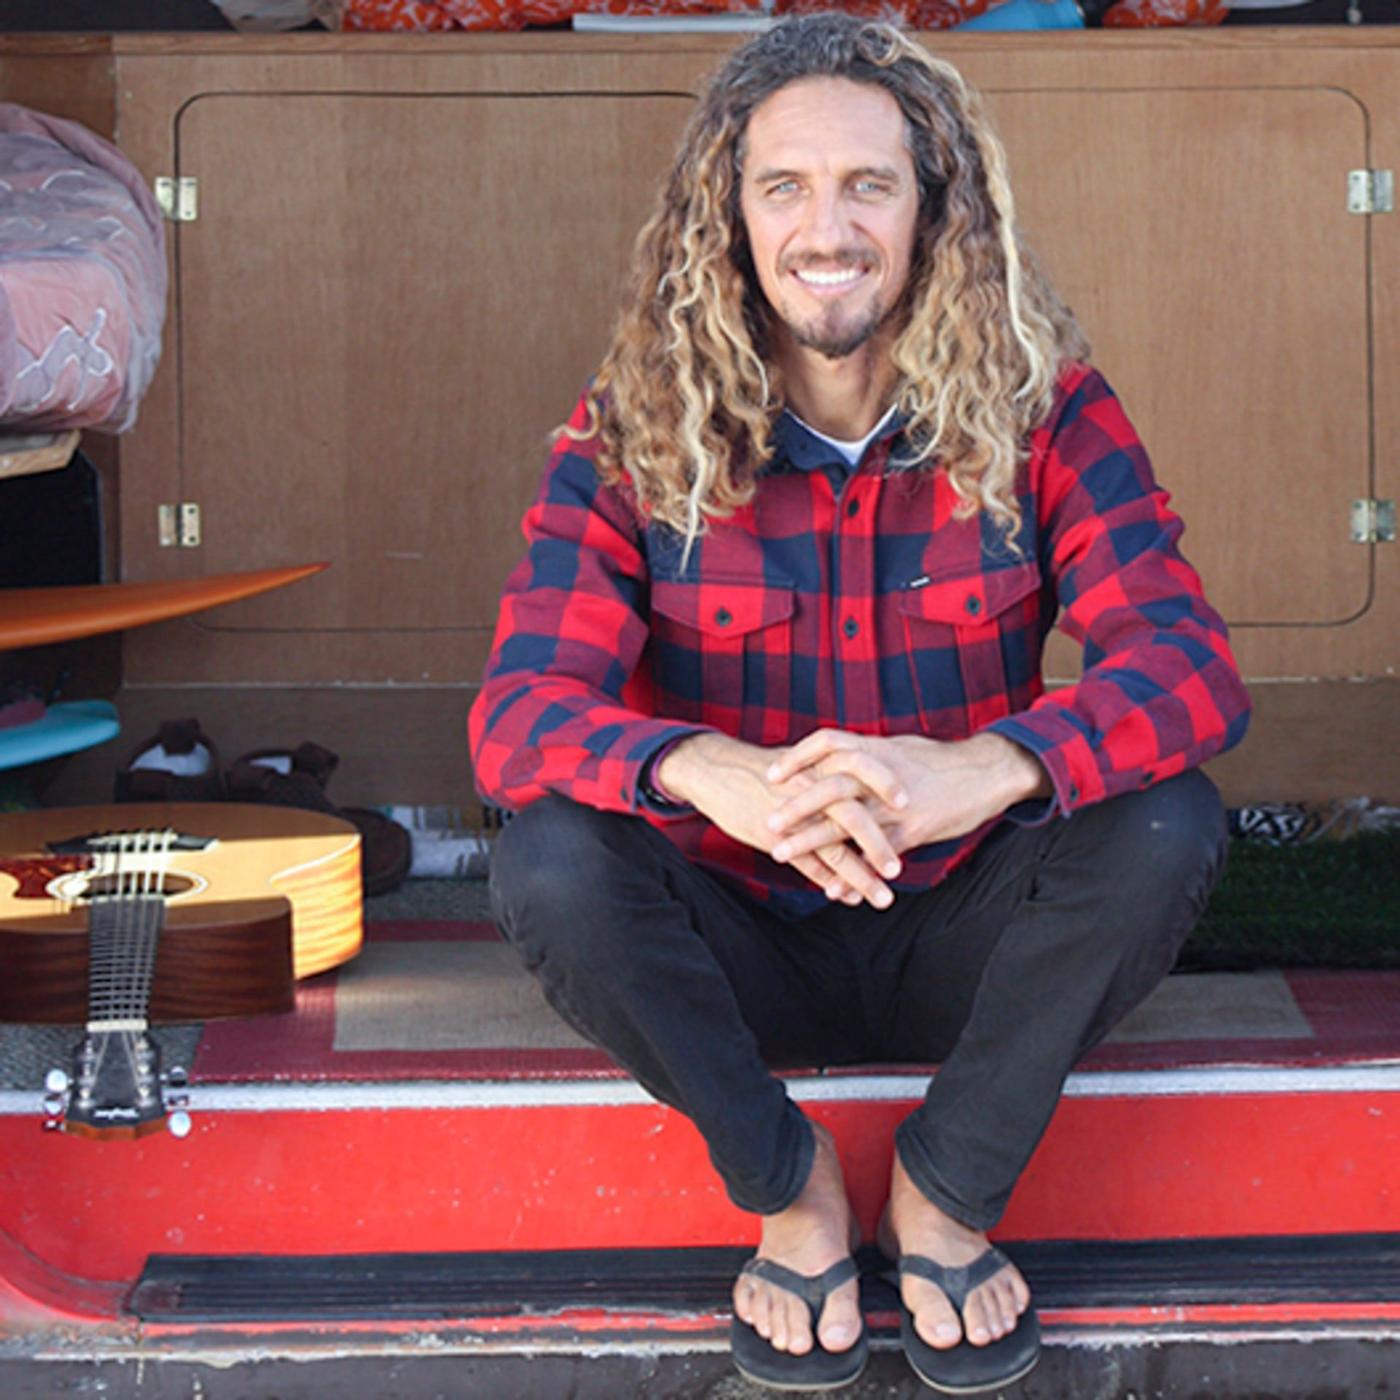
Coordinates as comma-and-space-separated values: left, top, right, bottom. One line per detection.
897, 561, 1041, 626
652, 575, 796, 638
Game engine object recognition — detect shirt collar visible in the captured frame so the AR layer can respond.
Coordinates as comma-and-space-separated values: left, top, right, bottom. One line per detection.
769, 404, 907, 475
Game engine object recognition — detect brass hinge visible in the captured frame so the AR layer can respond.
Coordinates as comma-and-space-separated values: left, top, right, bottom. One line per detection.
1347, 169, 1394, 214
1350, 498, 1396, 544
153, 176, 198, 223
158, 503, 202, 548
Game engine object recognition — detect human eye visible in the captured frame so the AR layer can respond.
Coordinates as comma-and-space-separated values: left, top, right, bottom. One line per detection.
852, 176, 894, 198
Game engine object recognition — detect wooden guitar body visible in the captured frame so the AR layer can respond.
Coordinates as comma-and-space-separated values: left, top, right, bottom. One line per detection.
0, 802, 363, 1026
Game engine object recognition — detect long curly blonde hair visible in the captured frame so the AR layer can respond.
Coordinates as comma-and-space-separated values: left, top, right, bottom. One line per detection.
575, 12, 1088, 548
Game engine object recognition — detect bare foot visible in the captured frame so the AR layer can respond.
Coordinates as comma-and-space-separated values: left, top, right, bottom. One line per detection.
732, 1121, 863, 1358
879, 1152, 1030, 1352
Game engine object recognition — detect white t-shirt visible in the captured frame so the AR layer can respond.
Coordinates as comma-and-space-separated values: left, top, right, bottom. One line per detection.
787, 404, 898, 469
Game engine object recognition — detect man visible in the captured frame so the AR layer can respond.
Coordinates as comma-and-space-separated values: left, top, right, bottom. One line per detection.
469, 13, 1250, 1393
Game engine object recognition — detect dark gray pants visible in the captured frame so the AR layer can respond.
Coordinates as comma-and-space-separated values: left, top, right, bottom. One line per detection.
489, 770, 1226, 1229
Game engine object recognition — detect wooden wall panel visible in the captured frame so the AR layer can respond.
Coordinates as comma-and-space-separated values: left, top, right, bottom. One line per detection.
0, 37, 114, 138
990, 85, 1369, 628
40, 676, 1399, 812
947, 33, 1399, 689
173, 91, 692, 642
112, 31, 1399, 692
73, 31, 1398, 808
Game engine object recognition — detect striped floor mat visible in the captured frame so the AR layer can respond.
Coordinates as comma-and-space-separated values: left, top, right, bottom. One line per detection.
191, 919, 1400, 1083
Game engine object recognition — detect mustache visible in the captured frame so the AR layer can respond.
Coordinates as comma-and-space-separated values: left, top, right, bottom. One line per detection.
781, 250, 873, 274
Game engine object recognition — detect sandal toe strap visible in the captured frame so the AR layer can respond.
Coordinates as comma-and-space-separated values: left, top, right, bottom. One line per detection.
898, 1245, 1011, 1311
740, 1255, 858, 1322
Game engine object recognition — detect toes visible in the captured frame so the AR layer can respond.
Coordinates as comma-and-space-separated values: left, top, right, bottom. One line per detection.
816, 1282, 862, 1355
750, 1284, 773, 1342
772, 1291, 813, 1356
742, 1274, 859, 1356
963, 1290, 993, 1345
964, 1272, 1026, 1346
993, 1274, 1022, 1332
907, 1279, 961, 1351
732, 1276, 755, 1327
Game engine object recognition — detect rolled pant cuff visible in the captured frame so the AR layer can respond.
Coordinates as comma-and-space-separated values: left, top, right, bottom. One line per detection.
724, 1103, 817, 1217
894, 1121, 1003, 1234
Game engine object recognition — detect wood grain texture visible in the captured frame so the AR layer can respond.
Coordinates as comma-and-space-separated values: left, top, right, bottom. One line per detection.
0, 897, 294, 1025
109, 32, 1397, 689
0, 38, 115, 138
0, 802, 362, 996
31, 678, 1400, 814
0, 432, 80, 482
16, 31, 1383, 813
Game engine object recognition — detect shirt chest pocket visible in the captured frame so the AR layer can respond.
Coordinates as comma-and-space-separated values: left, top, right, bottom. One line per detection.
649, 573, 797, 745
896, 560, 1044, 735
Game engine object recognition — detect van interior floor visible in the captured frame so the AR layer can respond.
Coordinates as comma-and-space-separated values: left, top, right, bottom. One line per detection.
1, 876, 1396, 1395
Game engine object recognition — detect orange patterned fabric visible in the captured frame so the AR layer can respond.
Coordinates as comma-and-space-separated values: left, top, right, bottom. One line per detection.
337, 0, 1221, 30
774, 0, 990, 24
338, 0, 995, 31
1101, 0, 1227, 23
343, 0, 761, 30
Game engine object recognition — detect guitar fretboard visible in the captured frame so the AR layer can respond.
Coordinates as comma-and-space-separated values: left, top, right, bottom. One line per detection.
87, 894, 166, 1030
84, 829, 176, 1032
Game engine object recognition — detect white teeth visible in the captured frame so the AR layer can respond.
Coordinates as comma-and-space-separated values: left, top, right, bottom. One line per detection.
795, 267, 863, 287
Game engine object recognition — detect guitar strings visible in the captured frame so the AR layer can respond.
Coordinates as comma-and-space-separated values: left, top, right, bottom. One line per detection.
83, 827, 176, 1107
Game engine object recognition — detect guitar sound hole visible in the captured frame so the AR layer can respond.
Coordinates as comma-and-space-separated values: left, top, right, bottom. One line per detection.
78, 874, 196, 900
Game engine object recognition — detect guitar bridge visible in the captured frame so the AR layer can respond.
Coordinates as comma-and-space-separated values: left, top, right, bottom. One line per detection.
50, 830, 216, 855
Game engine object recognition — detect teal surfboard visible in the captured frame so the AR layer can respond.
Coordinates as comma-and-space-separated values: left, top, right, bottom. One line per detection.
0, 700, 119, 772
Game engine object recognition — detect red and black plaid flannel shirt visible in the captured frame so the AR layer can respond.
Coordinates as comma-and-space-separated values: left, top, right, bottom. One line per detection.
469, 363, 1251, 912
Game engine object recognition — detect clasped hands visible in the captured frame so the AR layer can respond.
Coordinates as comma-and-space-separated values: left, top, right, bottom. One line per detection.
655, 728, 1048, 909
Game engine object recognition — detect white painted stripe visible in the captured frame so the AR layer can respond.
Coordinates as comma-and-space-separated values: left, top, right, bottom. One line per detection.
16, 1323, 1400, 1366
1, 1061, 1397, 1117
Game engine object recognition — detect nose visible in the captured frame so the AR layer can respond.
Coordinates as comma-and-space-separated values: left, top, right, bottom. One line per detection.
801, 184, 853, 252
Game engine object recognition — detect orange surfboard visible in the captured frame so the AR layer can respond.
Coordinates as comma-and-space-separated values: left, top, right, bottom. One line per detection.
0, 563, 328, 651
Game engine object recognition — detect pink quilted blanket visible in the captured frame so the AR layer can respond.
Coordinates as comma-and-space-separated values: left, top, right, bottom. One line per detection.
0, 104, 167, 435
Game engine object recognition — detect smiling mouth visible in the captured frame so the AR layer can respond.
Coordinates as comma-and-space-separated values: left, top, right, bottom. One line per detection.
792, 265, 867, 290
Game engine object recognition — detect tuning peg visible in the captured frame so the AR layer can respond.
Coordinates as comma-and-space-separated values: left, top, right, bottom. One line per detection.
167, 1111, 192, 1139
44, 1068, 70, 1095
165, 1066, 189, 1089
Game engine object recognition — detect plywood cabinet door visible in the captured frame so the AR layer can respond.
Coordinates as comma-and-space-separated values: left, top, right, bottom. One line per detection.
116, 39, 1396, 690
135, 89, 692, 682
976, 83, 1376, 678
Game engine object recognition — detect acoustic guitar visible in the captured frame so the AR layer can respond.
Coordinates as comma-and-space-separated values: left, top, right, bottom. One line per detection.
0, 802, 363, 1139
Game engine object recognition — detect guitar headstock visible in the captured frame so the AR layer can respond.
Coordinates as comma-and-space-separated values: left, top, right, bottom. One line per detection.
44, 1034, 191, 1141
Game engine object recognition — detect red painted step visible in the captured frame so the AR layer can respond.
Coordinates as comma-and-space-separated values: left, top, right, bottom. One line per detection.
1, 918, 1395, 1346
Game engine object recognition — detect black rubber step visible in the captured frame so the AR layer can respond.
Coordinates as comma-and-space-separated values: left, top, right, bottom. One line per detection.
128, 1234, 1400, 1323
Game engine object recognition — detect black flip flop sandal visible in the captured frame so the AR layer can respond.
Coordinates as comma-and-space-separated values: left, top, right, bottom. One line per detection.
896, 1246, 1040, 1395
730, 1255, 868, 1392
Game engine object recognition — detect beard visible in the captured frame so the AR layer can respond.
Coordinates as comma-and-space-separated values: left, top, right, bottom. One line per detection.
787, 300, 889, 360
773, 250, 900, 360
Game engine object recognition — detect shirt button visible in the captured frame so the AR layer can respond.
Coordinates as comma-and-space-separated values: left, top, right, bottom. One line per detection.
846, 498, 860, 518
965, 595, 982, 616
715, 607, 732, 627
843, 617, 859, 639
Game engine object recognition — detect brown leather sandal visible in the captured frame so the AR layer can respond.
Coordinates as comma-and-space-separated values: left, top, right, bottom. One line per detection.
115, 717, 225, 803
226, 741, 410, 897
